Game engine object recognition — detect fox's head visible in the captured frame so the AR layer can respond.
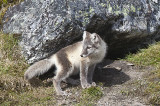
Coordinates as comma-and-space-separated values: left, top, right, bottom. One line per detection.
80, 31, 102, 58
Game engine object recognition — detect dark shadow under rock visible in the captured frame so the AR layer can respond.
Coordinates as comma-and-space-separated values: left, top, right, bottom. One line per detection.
93, 59, 131, 86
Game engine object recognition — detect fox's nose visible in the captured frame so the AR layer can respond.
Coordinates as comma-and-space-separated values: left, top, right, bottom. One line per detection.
80, 55, 83, 57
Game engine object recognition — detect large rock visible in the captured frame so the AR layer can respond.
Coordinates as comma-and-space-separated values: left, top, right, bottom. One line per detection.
2, 0, 160, 63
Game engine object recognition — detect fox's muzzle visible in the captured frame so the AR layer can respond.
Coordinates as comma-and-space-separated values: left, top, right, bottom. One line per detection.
80, 54, 85, 57
80, 50, 88, 57
80, 52, 89, 57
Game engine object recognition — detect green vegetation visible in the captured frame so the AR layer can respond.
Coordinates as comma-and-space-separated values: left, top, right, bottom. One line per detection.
77, 86, 103, 105
126, 42, 160, 66
125, 42, 160, 105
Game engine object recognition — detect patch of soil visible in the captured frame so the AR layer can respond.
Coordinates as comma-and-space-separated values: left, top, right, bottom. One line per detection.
96, 59, 152, 106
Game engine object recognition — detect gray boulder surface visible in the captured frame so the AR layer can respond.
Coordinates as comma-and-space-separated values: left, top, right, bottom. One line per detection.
2, 0, 160, 63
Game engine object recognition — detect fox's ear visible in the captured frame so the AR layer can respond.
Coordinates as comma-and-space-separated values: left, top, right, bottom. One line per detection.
91, 33, 101, 44
83, 31, 90, 39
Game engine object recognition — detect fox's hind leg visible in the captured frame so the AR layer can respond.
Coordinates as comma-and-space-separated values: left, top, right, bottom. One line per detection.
53, 68, 70, 96
52, 51, 73, 95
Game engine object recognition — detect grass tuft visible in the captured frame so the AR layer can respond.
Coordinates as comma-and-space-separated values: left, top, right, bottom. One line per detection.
126, 42, 160, 66
78, 86, 103, 105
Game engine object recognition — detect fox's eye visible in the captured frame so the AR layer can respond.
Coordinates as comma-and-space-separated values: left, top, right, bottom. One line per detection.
87, 46, 92, 49
94, 36, 96, 40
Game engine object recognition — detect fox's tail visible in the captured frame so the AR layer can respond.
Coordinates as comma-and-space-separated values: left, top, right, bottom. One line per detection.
24, 58, 54, 80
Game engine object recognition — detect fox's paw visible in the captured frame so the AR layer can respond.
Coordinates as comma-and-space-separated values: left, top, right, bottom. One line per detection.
57, 91, 71, 96
47, 78, 53, 82
91, 82, 96, 87
81, 83, 92, 89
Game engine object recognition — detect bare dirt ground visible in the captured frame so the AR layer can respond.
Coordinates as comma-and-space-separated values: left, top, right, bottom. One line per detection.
96, 59, 151, 106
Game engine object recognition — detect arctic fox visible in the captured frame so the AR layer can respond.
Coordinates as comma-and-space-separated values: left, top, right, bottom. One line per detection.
24, 31, 107, 95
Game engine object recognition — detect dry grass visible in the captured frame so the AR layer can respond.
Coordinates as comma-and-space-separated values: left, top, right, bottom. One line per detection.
0, 74, 56, 105
0, 32, 28, 76
0, 32, 56, 105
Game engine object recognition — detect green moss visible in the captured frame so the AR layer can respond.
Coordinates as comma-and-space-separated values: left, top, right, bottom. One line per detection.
77, 86, 103, 105
82, 87, 103, 98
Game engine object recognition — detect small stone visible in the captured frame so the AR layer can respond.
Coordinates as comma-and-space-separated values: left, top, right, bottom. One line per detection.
114, 67, 122, 71
103, 65, 110, 68
126, 63, 134, 66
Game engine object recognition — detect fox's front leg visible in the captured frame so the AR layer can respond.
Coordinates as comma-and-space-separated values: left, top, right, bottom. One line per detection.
80, 61, 91, 89
87, 64, 96, 86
